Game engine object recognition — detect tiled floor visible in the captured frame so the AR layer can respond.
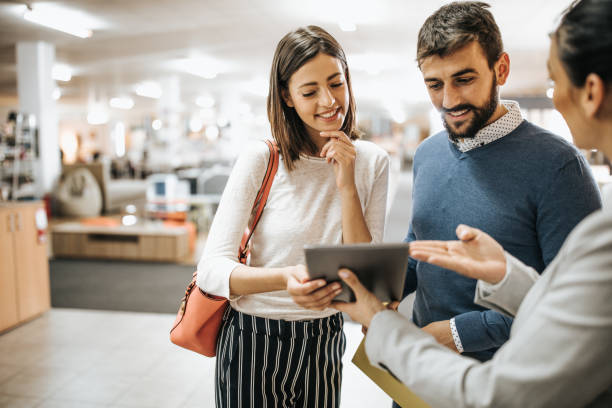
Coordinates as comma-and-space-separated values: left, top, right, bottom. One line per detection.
0, 169, 413, 408
0, 309, 391, 408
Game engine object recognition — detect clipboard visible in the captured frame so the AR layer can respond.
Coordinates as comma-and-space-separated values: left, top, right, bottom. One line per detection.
352, 338, 430, 408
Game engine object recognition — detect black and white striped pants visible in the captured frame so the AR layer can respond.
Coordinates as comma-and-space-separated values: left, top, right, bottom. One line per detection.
215, 308, 346, 408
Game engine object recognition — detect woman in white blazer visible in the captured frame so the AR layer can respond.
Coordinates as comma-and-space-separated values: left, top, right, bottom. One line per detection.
331, 0, 612, 406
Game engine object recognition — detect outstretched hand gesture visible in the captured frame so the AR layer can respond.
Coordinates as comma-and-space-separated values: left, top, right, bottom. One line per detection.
409, 224, 507, 284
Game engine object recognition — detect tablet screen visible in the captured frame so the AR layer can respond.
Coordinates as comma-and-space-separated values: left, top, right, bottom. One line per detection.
304, 243, 409, 302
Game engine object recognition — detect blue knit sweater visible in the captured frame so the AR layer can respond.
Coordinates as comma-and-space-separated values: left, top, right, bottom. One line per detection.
404, 120, 602, 362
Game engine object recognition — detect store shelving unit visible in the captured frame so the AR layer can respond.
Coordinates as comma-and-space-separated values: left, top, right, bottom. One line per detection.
0, 112, 39, 200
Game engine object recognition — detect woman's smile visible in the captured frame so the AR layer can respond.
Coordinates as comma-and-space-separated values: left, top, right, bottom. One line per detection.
316, 106, 342, 122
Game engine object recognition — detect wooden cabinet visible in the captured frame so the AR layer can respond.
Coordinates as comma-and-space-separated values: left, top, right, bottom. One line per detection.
0, 209, 19, 330
0, 202, 50, 332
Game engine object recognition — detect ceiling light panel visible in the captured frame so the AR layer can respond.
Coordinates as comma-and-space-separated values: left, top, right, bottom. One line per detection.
134, 81, 162, 99
22, 4, 103, 38
110, 96, 134, 110
167, 56, 234, 79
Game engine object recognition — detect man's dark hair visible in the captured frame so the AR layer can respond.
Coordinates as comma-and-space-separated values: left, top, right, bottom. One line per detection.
417, 1, 503, 68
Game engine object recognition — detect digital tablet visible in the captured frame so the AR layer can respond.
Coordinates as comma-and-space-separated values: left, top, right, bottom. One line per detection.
303, 243, 410, 303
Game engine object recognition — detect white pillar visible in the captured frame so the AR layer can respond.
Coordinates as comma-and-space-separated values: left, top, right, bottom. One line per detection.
157, 76, 182, 168
16, 41, 60, 196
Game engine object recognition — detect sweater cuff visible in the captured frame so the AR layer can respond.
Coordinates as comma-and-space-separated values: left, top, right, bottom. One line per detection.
452, 311, 493, 352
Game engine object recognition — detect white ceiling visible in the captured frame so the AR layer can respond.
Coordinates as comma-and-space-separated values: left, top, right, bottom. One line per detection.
0, 0, 568, 120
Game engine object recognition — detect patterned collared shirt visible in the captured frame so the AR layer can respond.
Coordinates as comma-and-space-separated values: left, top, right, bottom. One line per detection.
453, 100, 523, 152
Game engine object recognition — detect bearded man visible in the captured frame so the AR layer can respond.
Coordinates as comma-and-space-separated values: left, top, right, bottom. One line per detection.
401, 1, 601, 364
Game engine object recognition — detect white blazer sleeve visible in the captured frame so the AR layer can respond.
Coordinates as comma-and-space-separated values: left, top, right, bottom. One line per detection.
365, 211, 612, 408
195, 141, 270, 299
474, 252, 540, 317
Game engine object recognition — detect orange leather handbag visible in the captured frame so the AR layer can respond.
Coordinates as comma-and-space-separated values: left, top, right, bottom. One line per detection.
170, 140, 279, 356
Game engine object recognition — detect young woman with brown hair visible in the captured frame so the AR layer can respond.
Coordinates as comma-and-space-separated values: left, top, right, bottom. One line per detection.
196, 25, 389, 407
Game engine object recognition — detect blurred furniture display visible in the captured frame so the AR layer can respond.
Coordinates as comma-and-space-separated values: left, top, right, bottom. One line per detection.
52, 221, 190, 262
0, 201, 50, 332
177, 168, 202, 195
193, 165, 231, 228
0, 112, 39, 200
56, 167, 103, 217
146, 173, 190, 221
61, 160, 147, 214
163, 219, 197, 256
196, 165, 231, 198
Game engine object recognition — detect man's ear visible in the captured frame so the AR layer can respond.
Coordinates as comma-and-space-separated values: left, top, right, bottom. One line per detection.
494, 53, 510, 86
282, 89, 294, 107
582, 73, 606, 119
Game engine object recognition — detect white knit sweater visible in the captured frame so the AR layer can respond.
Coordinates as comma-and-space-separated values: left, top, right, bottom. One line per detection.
196, 139, 389, 320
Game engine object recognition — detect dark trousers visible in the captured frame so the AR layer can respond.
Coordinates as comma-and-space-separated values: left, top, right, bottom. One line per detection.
215, 308, 346, 408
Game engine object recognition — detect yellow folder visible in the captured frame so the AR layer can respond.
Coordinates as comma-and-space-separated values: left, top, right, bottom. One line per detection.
352, 338, 430, 408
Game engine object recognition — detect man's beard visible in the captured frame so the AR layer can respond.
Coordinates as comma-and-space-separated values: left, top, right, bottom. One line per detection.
441, 74, 499, 141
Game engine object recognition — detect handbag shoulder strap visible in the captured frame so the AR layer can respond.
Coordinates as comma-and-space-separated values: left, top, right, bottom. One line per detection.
238, 139, 279, 264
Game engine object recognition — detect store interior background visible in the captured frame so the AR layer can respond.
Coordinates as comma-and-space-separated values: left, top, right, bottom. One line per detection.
1, 1, 611, 407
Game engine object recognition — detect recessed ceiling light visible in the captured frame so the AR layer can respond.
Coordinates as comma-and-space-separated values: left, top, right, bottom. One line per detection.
23, 7, 93, 38
135, 82, 162, 99
87, 110, 109, 125
110, 97, 134, 110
